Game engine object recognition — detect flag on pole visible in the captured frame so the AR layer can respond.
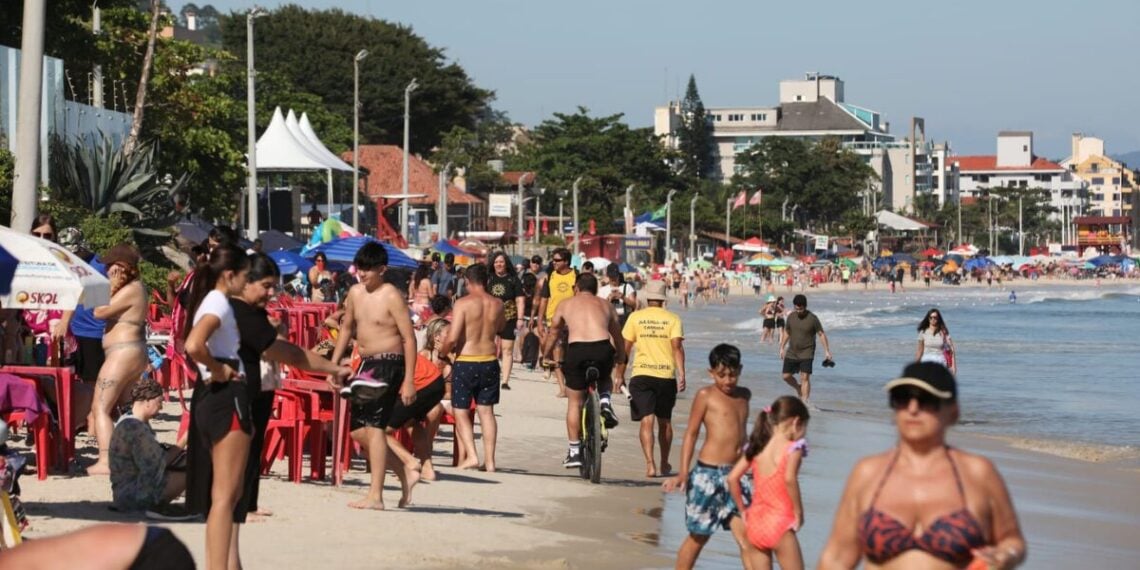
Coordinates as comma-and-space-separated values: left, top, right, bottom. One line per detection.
749, 189, 763, 205
732, 191, 747, 210
650, 205, 668, 221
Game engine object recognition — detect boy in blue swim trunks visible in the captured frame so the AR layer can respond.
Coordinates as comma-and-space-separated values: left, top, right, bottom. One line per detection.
663, 343, 759, 569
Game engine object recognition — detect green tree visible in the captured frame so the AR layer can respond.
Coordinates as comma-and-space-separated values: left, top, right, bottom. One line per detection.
507, 108, 678, 229
0, 147, 13, 222
676, 75, 714, 179
219, 5, 494, 154
430, 109, 516, 198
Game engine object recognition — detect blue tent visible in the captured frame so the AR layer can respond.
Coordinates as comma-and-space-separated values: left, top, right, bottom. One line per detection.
1086, 254, 1124, 267
872, 256, 896, 270
309, 236, 418, 269
964, 257, 993, 271
269, 250, 313, 275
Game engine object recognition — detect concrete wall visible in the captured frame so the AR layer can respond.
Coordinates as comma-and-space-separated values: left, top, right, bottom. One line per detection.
779, 77, 843, 103
1071, 134, 1104, 164
997, 133, 1033, 167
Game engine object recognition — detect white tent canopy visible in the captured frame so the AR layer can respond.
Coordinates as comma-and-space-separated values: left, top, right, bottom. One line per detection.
255, 106, 357, 214
875, 210, 930, 231
299, 112, 353, 171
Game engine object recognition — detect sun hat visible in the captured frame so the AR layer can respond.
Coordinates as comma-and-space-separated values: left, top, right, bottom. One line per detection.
101, 243, 141, 268
884, 361, 957, 400
644, 280, 667, 301
765, 294, 776, 303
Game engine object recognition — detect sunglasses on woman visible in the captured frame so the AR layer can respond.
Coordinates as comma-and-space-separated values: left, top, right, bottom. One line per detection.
889, 387, 944, 413
32, 231, 54, 239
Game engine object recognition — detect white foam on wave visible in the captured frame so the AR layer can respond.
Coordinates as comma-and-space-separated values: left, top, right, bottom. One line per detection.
985, 434, 1140, 464
1018, 286, 1140, 305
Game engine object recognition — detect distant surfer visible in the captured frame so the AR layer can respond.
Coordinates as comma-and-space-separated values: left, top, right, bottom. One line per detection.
1008, 290, 1017, 304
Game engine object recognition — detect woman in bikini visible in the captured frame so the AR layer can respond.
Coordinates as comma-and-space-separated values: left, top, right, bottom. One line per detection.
409, 263, 433, 323
87, 243, 150, 476
818, 362, 1026, 569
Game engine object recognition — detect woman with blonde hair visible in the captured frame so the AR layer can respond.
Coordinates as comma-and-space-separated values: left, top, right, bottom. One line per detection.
87, 243, 150, 476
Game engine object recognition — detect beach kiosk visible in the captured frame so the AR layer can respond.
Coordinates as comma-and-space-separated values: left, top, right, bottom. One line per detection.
1073, 216, 1131, 253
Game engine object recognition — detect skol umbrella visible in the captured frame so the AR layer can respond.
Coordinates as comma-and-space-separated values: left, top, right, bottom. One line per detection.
0, 225, 110, 310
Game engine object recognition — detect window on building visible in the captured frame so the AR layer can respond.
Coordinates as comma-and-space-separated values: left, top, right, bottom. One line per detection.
1113, 193, 1120, 201
1090, 163, 1100, 173
1094, 193, 1104, 201
749, 113, 767, 121
1018, 180, 1028, 188
1022, 145, 1028, 152
795, 95, 803, 101
978, 175, 990, 183
1092, 177, 1104, 185
1112, 177, 1121, 185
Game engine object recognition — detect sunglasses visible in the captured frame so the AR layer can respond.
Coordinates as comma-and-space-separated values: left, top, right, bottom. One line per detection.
552, 258, 566, 262
889, 387, 944, 413
32, 231, 54, 239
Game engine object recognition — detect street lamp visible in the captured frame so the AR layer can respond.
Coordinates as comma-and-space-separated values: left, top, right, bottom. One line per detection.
689, 195, 699, 262
533, 187, 546, 244
246, 6, 268, 238
558, 189, 569, 236
665, 189, 678, 262
400, 77, 419, 241
352, 48, 368, 230
572, 177, 583, 257
516, 173, 530, 253
437, 161, 452, 240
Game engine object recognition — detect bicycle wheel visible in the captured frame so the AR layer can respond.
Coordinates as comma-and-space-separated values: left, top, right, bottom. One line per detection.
587, 391, 602, 484
579, 391, 595, 480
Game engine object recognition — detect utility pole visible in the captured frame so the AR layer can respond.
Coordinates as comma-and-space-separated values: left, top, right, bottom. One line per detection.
400, 78, 419, 241
437, 162, 451, 241
1018, 192, 1024, 256
352, 49, 368, 229
93, 2, 103, 108
11, 0, 47, 230
725, 197, 732, 250
534, 187, 546, 244
516, 172, 530, 254
558, 190, 567, 236
245, 7, 267, 238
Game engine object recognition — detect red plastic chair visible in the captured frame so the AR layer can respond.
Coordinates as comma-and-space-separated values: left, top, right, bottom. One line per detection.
0, 375, 55, 480
0, 365, 75, 470
261, 390, 308, 483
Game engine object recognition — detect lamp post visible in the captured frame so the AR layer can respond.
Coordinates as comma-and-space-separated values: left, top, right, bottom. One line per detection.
689, 195, 699, 262
665, 189, 677, 263
516, 173, 530, 253
10, 0, 46, 229
400, 78, 419, 241
558, 189, 568, 236
352, 48, 368, 230
437, 161, 452, 240
534, 187, 546, 244
245, 6, 267, 238
625, 184, 634, 265
726, 197, 732, 248
1017, 192, 1024, 256
572, 177, 583, 257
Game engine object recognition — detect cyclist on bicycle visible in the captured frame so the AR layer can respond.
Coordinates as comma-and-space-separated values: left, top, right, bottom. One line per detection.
542, 273, 626, 468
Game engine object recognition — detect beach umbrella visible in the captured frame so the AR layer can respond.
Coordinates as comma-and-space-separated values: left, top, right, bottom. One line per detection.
836, 258, 858, 269
268, 250, 313, 275
749, 252, 775, 261
964, 257, 993, 271
872, 256, 896, 270
918, 260, 935, 268
309, 236, 418, 269
257, 230, 305, 252
920, 247, 942, 257
173, 219, 213, 246
617, 262, 635, 273
0, 225, 110, 310
0, 243, 16, 295
1087, 254, 1122, 267
894, 253, 917, 264
939, 260, 959, 273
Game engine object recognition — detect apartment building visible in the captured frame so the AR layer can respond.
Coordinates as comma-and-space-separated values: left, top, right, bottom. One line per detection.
952, 131, 1086, 220
653, 74, 955, 214
1060, 134, 1134, 217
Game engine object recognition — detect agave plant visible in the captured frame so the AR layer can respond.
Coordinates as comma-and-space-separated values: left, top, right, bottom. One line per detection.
49, 133, 188, 236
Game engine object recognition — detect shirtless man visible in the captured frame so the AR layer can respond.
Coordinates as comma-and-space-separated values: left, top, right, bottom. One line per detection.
543, 273, 625, 468
330, 242, 417, 510
440, 263, 505, 472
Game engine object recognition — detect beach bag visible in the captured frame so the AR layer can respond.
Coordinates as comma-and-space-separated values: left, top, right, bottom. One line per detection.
520, 332, 540, 369
942, 334, 954, 369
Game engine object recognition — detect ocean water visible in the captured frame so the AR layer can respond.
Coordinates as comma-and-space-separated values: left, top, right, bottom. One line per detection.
681, 282, 1140, 451
654, 282, 1140, 568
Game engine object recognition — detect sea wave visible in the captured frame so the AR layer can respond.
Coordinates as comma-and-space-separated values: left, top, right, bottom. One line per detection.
985, 434, 1140, 464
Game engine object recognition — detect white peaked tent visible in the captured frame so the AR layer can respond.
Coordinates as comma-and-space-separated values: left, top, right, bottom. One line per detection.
299, 112, 353, 171
255, 107, 355, 215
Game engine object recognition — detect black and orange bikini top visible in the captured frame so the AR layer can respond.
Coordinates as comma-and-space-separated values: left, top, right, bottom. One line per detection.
859, 446, 987, 565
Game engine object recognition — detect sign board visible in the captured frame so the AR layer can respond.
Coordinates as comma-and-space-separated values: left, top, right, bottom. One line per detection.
625, 235, 652, 250
488, 194, 512, 217
814, 235, 829, 251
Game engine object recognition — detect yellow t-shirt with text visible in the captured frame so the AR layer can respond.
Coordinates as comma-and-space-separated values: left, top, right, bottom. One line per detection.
622, 306, 683, 379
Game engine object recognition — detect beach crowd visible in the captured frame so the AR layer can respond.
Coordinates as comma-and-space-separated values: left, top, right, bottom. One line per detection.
0, 219, 1037, 570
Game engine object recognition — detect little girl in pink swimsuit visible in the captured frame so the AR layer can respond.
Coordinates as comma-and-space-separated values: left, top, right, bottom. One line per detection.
727, 395, 811, 570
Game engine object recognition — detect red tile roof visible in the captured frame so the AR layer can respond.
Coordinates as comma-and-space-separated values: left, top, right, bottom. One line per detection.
342, 145, 483, 206
950, 155, 1065, 172
501, 171, 537, 186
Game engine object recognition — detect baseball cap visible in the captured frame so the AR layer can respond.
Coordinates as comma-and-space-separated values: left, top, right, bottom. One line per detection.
884, 362, 957, 400
644, 280, 667, 301
792, 294, 807, 307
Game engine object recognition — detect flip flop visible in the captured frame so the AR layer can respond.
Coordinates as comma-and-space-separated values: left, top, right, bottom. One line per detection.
501, 383, 511, 390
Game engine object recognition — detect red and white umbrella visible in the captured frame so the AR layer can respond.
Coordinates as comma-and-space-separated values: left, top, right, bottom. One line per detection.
0, 225, 110, 310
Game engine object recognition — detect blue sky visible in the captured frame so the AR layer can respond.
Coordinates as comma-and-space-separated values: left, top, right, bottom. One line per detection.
188, 0, 1139, 159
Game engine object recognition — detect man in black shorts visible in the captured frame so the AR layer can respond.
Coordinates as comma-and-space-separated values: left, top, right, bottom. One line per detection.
616, 279, 685, 478
543, 273, 626, 468
330, 242, 418, 510
778, 294, 833, 408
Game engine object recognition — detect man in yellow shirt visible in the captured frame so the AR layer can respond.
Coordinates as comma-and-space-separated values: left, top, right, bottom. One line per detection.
536, 247, 575, 397
616, 280, 685, 478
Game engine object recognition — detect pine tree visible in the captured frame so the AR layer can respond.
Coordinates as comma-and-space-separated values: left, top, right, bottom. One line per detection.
677, 75, 715, 179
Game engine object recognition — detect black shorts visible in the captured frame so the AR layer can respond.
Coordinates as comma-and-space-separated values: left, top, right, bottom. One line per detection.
629, 375, 678, 421
75, 336, 105, 383
782, 358, 813, 375
386, 376, 445, 428
499, 320, 517, 341
350, 355, 403, 431
762, 318, 776, 330
563, 339, 615, 392
451, 358, 501, 408
191, 367, 253, 445
775, 318, 785, 329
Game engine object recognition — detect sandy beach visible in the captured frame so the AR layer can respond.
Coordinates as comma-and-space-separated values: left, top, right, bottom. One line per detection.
10, 279, 1140, 569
